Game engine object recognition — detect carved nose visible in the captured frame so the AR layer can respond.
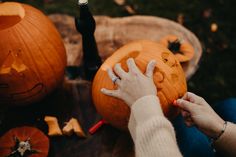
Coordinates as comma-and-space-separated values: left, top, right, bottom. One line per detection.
0, 52, 27, 75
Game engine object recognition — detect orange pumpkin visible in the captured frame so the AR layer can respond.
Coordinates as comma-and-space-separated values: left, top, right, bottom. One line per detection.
92, 40, 187, 130
159, 35, 195, 62
0, 126, 49, 157
0, 2, 67, 106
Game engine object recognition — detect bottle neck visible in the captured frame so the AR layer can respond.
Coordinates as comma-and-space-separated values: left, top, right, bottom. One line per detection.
79, 4, 92, 20
78, 0, 88, 5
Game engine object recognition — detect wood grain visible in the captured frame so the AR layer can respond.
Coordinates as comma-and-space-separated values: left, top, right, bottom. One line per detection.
49, 14, 202, 80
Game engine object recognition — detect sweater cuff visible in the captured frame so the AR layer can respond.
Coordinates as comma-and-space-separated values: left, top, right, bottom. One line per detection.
128, 95, 164, 140
131, 95, 164, 124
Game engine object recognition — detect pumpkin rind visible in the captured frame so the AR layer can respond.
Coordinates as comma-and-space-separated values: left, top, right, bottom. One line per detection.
92, 40, 187, 130
159, 35, 195, 62
0, 2, 67, 106
0, 126, 49, 157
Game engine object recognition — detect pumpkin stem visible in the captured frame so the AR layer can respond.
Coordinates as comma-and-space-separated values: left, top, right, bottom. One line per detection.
7, 136, 39, 157
167, 39, 184, 54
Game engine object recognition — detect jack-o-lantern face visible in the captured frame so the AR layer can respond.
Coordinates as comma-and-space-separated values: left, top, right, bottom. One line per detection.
0, 52, 45, 106
92, 40, 187, 130
0, 2, 67, 106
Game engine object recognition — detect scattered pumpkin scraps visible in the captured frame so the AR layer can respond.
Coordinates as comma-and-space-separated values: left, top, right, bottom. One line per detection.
63, 118, 86, 138
44, 116, 63, 136
62, 121, 74, 136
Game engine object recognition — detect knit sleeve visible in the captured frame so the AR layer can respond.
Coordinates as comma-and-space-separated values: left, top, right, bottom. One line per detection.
128, 95, 182, 157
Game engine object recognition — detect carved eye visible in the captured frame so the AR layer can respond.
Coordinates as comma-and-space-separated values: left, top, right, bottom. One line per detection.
161, 52, 176, 67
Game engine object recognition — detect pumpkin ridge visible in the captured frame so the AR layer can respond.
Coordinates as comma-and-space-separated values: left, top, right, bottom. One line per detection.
158, 91, 169, 114
4, 28, 42, 99
20, 20, 60, 82
24, 14, 66, 66
19, 20, 60, 87
23, 6, 66, 63
0, 51, 12, 70
12, 25, 46, 90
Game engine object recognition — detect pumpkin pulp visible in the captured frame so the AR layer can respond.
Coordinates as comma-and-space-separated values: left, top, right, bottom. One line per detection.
7, 136, 39, 157
0, 2, 25, 30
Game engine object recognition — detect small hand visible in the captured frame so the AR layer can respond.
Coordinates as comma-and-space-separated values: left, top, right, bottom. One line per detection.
175, 92, 225, 138
101, 58, 157, 107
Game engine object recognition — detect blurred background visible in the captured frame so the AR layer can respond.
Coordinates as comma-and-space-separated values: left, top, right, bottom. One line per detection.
4, 0, 236, 105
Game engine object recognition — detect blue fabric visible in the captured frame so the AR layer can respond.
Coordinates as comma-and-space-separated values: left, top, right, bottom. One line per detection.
172, 115, 214, 157
214, 98, 236, 122
172, 98, 236, 157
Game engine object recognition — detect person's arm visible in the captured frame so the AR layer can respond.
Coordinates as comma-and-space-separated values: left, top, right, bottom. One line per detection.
101, 58, 182, 157
214, 122, 236, 156
129, 95, 182, 157
175, 92, 236, 157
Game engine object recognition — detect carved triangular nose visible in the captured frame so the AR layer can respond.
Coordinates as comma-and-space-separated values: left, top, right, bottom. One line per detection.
0, 52, 27, 74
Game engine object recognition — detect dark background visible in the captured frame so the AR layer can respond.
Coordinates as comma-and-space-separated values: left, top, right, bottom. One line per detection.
5, 0, 236, 105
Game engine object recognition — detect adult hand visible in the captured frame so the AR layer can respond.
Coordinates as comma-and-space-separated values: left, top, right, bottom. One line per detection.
101, 58, 157, 107
175, 92, 225, 138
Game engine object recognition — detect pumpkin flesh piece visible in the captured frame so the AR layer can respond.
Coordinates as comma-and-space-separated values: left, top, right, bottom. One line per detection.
0, 2, 25, 30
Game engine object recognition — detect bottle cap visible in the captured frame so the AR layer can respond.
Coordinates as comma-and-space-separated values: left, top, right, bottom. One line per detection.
78, 0, 88, 5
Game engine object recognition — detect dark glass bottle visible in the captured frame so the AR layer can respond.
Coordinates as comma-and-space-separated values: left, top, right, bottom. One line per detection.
75, 0, 102, 81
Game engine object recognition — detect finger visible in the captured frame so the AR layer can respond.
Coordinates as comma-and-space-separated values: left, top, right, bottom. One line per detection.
182, 92, 205, 104
184, 121, 194, 127
181, 110, 191, 118
145, 60, 157, 78
107, 68, 121, 86
176, 99, 195, 112
100, 88, 120, 98
114, 63, 128, 79
126, 58, 141, 74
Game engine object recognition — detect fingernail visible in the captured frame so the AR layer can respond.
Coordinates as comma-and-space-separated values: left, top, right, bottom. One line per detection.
100, 88, 105, 92
173, 100, 177, 106
151, 60, 157, 64
115, 63, 121, 67
176, 99, 182, 104
127, 58, 133, 62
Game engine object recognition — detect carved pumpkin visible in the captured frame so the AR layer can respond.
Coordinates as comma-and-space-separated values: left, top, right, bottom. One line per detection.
0, 126, 49, 157
159, 35, 195, 62
0, 2, 67, 106
92, 40, 187, 130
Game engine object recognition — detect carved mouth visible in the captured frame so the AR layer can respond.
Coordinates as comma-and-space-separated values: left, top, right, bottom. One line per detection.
0, 83, 45, 104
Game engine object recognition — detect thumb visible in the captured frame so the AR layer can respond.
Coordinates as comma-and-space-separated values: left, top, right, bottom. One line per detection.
176, 99, 195, 113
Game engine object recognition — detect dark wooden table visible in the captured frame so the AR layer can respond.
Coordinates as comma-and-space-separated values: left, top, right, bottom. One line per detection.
0, 78, 134, 157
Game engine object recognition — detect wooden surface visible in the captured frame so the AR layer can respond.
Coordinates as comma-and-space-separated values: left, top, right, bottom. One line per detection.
0, 79, 134, 157
49, 14, 202, 80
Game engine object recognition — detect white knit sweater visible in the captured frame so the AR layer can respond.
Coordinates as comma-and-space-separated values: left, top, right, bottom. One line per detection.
128, 95, 183, 157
